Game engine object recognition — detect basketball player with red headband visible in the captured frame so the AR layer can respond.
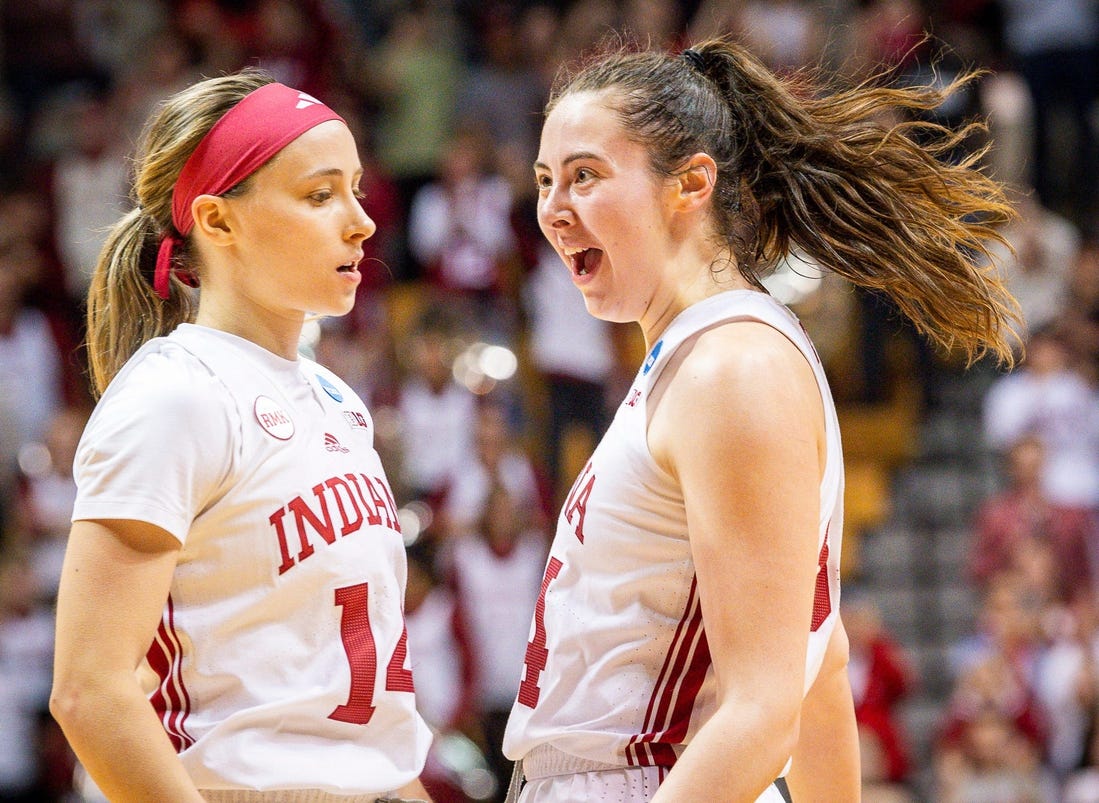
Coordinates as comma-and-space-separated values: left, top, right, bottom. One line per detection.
49, 71, 433, 802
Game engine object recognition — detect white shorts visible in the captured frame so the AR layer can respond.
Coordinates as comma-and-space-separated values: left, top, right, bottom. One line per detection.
515, 745, 789, 803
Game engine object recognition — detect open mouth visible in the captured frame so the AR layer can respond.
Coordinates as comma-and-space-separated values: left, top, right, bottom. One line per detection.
337, 258, 361, 273
563, 245, 602, 276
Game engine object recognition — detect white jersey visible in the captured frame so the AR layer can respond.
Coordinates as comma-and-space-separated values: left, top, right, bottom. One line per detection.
72, 323, 432, 795
504, 291, 843, 785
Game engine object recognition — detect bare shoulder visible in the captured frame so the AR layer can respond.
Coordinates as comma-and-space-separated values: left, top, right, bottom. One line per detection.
649, 319, 823, 472
659, 319, 819, 415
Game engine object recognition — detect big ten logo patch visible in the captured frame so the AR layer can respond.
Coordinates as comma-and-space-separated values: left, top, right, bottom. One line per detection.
343, 410, 369, 431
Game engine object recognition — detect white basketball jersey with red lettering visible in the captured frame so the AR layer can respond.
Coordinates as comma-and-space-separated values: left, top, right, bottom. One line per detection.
503, 291, 843, 781
72, 324, 431, 794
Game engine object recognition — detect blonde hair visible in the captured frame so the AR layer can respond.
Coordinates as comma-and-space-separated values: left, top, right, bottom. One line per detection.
85, 69, 275, 397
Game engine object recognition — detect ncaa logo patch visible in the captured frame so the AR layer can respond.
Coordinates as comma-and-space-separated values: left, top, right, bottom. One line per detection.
317, 374, 344, 402
254, 396, 295, 440
643, 339, 663, 375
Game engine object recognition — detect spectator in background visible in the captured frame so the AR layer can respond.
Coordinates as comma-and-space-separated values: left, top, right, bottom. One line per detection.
937, 572, 1058, 800
934, 699, 1058, 802
0, 213, 66, 503
395, 303, 479, 518
998, 0, 1099, 228
952, 571, 1047, 684
0, 552, 60, 801
112, 24, 197, 149
245, 0, 345, 99
367, 4, 465, 281
453, 3, 546, 159
403, 542, 479, 803
408, 127, 519, 337
521, 241, 620, 500
985, 191, 1080, 340
8, 405, 89, 604
843, 593, 918, 790
984, 324, 1099, 512
443, 482, 547, 799
48, 84, 130, 303
442, 401, 548, 540
968, 435, 1097, 600
1033, 591, 1099, 783
704, 0, 826, 73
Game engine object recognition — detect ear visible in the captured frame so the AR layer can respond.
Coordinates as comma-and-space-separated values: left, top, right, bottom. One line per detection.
190, 194, 235, 245
672, 153, 717, 213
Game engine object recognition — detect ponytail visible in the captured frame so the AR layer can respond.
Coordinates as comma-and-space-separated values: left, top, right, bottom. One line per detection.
549, 37, 1022, 365
85, 208, 197, 397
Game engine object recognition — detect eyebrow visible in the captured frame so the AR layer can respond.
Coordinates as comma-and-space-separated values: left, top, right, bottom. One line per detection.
304, 166, 364, 180
533, 151, 604, 171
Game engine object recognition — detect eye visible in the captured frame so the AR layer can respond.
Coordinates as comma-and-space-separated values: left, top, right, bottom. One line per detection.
535, 173, 553, 191
575, 167, 595, 183
353, 185, 366, 200
309, 189, 333, 204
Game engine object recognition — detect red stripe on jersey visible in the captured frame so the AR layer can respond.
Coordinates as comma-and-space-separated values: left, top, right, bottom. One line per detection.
146, 596, 194, 751
810, 525, 832, 632
626, 577, 711, 767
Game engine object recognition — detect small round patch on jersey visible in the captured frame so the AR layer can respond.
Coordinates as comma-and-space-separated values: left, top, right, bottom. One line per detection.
643, 339, 663, 375
317, 374, 344, 403
254, 396, 295, 440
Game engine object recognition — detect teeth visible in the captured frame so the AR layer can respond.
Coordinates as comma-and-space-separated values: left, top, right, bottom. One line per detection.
562, 245, 587, 256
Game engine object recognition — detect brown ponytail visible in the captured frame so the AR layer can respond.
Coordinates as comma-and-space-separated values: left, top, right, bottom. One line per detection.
547, 37, 1021, 365
84, 69, 275, 397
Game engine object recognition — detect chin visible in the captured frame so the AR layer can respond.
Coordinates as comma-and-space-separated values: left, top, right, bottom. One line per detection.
317, 296, 357, 318
582, 294, 631, 324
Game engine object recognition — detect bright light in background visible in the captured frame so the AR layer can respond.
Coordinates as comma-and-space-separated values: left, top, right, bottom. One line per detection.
399, 500, 434, 546
761, 249, 823, 305
17, 442, 51, 477
452, 342, 518, 394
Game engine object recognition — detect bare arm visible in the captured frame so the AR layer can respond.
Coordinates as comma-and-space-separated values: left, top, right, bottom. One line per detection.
648, 322, 824, 801
786, 618, 861, 801
50, 518, 204, 803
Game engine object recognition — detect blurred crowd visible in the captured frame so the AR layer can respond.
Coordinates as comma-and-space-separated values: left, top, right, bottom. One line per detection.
0, 1, 1097, 801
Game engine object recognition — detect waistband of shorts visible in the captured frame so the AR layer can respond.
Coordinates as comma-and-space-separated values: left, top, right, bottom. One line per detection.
521, 744, 633, 781
200, 790, 381, 802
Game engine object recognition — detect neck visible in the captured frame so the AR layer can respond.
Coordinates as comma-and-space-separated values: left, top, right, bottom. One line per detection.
195, 297, 303, 361
639, 252, 754, 349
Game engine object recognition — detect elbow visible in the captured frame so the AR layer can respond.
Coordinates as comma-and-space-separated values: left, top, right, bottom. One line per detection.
50, 665, 100, 734
49, 673, 84, 731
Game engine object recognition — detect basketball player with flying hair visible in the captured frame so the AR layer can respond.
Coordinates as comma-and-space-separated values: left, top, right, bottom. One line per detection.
503, 36, 1020, 802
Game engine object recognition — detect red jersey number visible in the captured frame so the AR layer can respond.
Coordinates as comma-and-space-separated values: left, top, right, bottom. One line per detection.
517, 556, 564, 708
330, 582, 415, 725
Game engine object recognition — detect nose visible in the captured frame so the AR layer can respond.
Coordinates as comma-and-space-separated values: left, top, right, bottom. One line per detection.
348, 201, 376, 241
538, 184, 574, 232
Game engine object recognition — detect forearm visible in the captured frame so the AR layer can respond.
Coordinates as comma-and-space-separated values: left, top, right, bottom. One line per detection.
785, 660, 860, 801
650, 700, 799, 802
51, 675, 204, 803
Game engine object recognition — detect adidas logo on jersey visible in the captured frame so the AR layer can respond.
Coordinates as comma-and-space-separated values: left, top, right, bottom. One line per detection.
324, 433, 349, 453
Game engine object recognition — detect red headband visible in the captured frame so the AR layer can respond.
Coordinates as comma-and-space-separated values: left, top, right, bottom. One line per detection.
154, 82, 345, 299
